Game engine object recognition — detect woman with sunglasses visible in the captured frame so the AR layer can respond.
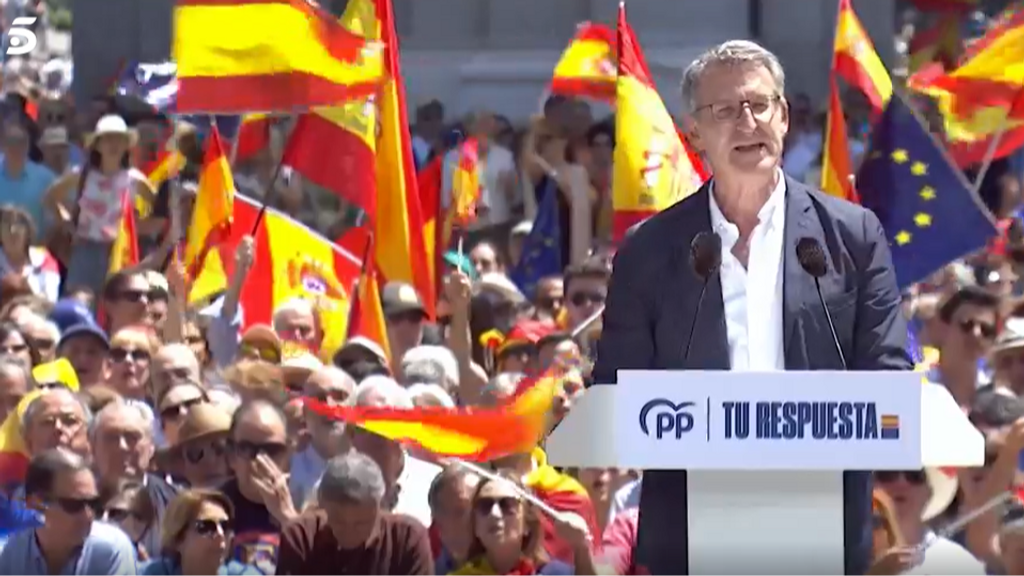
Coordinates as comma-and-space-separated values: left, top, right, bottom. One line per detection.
106, 326, 156, 401
142, 488, 260, 575
0, 204, 60, 303
452, 472, 596, 575
0, 322, 38, 367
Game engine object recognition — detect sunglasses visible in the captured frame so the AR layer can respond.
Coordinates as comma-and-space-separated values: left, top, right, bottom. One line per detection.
184, 440, 227, 464
874, 470, 927, 485
103, 507, 142, 523
474, 496, 520, 516
958, 318, 997, 340
160, 398, 203, 421
110, 347, 150, 363
569, 292, 606, 307
193, 518, 232, 537
229, 440, 288, 459
118, 289, 150, 304
387, 310, 426, 325
52, 496, 102, 515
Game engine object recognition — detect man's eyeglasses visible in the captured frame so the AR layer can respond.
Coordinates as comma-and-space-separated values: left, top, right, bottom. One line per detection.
569, 292, 606, 307
118, 289, 150, 304
229, 440, 288, 459
958, 318, 997, 340
695, 95, 780, 123
52, 496, 102, 515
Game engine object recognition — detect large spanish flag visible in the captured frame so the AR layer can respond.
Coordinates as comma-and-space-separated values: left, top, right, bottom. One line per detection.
173, 0, 384, 112
374, 0, 435, 318
913, 5, 1024, 166
108, 193, 140, 277
611, 3, 705, 242
241, 201, 362, 360
184, 127, 234, 279
550, 23, 616, 102
833, 0, 892, 112
305, 367, 561, 461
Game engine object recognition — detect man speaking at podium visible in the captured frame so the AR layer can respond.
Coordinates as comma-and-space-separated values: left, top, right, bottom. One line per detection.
593, 40, 912, 575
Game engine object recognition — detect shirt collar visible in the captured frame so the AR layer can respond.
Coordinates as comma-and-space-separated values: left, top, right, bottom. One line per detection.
708, 168, 787, 234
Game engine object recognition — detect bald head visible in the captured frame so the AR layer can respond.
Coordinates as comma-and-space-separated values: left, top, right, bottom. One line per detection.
151, 344, 200, 399
304, 366, 356, 403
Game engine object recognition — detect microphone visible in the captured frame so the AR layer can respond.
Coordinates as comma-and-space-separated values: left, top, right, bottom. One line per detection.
796, 237, 848, 370
683, 231, 722, 363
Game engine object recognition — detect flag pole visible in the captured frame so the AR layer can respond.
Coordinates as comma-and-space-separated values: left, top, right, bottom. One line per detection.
970, 122, 1010, 196
249, 157, 287, 236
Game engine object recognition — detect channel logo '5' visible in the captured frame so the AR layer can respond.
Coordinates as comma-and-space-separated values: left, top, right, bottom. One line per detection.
6, 18, 38, 56
639, 399, 696, 439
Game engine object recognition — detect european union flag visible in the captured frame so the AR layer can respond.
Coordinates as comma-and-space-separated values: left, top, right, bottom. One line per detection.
510, 179, 562, 298
856, 93, 998, 290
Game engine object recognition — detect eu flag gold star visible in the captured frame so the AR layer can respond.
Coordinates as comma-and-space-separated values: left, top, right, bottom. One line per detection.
919, 186, 936, 200
913, 213, 932, 228
895, 230, 912, 245
910, 161, 928, 176
891, 149, 909, 163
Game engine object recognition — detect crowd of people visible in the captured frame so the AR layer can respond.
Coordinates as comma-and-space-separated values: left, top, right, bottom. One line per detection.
0, 0, 1023, 575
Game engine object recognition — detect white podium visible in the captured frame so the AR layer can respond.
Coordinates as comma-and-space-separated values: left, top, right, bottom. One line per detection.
546, 370, 984, 575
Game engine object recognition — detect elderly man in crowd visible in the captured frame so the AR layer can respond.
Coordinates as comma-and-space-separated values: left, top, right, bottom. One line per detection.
21, 387, 91, 460
276, 451, 433, 575
290, 365, 356, 509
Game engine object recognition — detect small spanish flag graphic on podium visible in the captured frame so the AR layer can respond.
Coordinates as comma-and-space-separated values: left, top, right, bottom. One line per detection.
880, 414, 900, 440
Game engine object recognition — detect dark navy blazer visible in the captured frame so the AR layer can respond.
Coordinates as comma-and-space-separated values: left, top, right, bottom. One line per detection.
592, 176, 913, 575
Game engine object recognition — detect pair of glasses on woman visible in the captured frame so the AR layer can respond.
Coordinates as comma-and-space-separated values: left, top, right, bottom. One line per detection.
194, 519, 233, 537
474, 496, 521, 516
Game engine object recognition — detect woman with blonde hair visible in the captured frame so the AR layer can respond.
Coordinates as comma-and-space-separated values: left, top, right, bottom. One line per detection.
141, 488, 260, 575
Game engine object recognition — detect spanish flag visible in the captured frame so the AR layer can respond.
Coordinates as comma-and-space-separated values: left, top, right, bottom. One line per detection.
184, 127, 234, 280
611, 3, 705, 242
906, 13, 961, 74
833, 0, 892, 112
234, 113, 272, 163
912, 5, 1024, 166
0, 390, 44, 488
241, 200, 362, 360
173, 0, 384, 112
821, 78, 857, 202
108, 192, 139, 277
373, 0, 435, 318
305, 367, 561, 461
525, 449, 601, 564
450, 137, 482, 228
418, 155, 446, 286
347, 262, 392, 362
550, 22, 617, 102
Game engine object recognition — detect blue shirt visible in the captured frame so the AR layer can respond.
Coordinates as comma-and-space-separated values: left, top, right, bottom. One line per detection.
0, 521, 137, 575
140, 557, 263, 575
0, 158, 56, 233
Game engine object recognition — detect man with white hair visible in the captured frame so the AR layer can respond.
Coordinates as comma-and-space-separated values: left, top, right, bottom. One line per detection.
399, 345, 459, 396
345, 376, 441, 525
595, 39, 911, 574
291, 366, 356, 508
17, 315, 60, 364
90, 400, 178, 556
272, 297, 322, 351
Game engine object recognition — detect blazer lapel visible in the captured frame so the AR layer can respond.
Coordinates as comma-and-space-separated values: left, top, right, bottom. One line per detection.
782, 177, 818, 363
675, 183, 730, 370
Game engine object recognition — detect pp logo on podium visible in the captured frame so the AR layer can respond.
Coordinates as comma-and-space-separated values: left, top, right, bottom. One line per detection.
639, 399, 696, 439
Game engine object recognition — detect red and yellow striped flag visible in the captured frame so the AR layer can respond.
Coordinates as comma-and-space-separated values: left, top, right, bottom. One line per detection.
821, 77, 857, 202
173, 0, 384, 112
108, 192, 139, 277
450, 137, 482, 228
374, 0, 435, 318
347, 263, 392, 362
611, 3, 705, 242
136, 148, 186, 217
550, 23, 616, 102
833, 0, 892, 112
184, 127, 234, 279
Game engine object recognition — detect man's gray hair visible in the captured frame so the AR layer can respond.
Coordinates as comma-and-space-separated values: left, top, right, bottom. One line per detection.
317, 451, 387, 505
20, 388, 92, 440
353, 376, 413, 409
680, 40, 786, 115
400, 345, 459, 391
88, 399, 155, 441
0, 353, 34, 388
272, 297, 315, 330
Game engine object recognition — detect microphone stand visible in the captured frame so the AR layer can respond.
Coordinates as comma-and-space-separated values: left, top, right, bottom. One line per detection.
813, 276, 848, 370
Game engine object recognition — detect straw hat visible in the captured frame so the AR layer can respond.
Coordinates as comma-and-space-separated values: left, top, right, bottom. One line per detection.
922, 467, 959, 522
172, 403, 231, 449
85, 114, 138, 148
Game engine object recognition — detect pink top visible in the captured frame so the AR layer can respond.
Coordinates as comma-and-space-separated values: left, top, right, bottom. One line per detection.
75, 168, 146, 242
600, 508, 639, 575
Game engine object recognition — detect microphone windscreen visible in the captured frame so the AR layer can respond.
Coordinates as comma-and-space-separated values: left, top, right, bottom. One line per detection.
796, 237, 828, 278
690, 231, 722, 279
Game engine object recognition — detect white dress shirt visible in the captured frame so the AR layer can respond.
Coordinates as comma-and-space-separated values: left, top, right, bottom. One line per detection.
708, 171, 787, 371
